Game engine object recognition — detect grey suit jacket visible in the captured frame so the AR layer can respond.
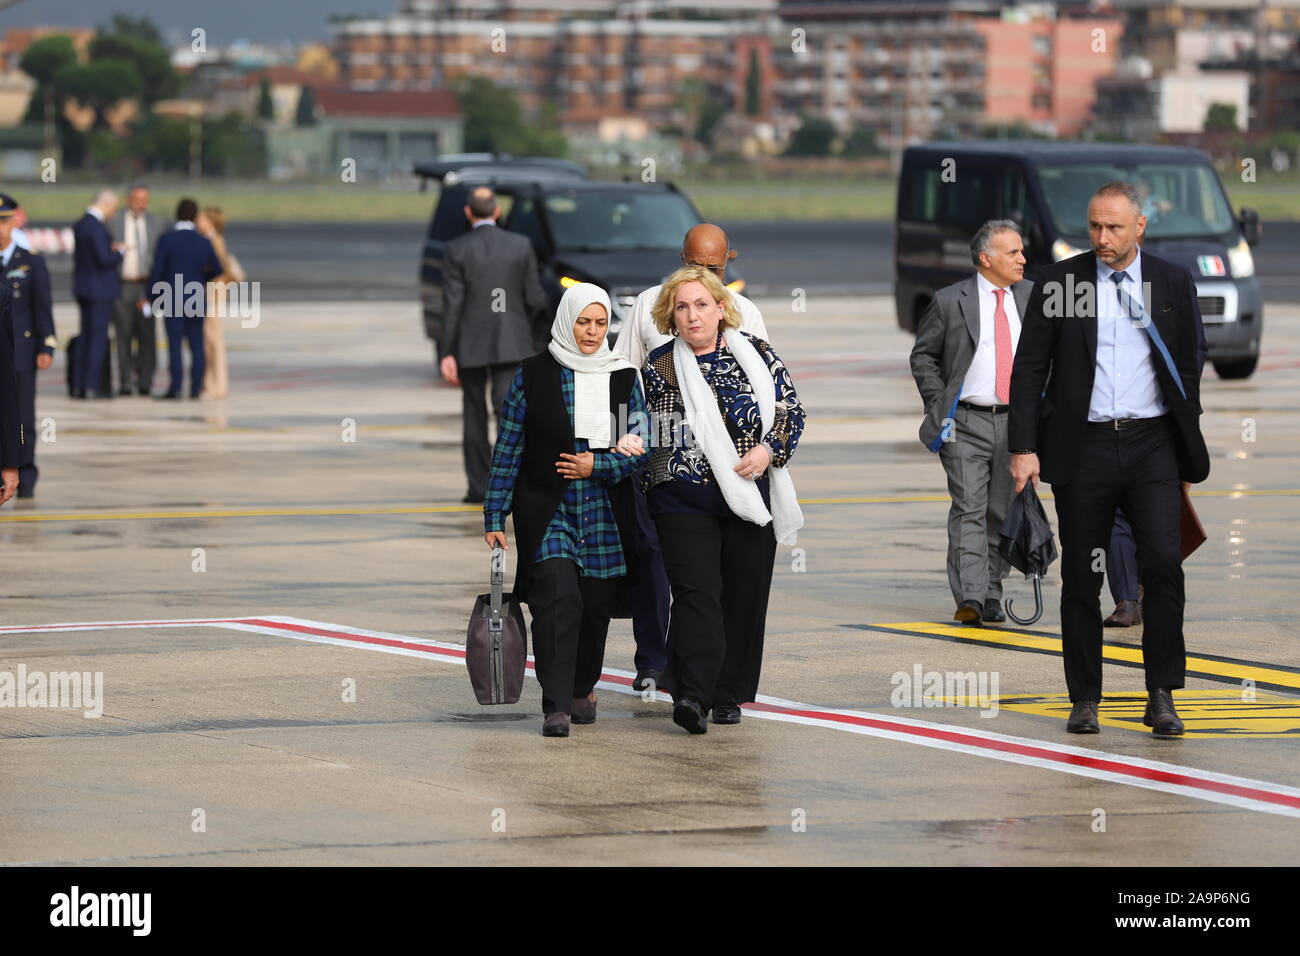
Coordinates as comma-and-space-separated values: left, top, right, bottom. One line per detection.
109, 209, 162, 280
440, 224, 547, 369
909, 274, 1033, 452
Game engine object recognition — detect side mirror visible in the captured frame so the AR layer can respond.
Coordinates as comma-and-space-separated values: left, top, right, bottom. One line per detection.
1238, 207, 1261, 246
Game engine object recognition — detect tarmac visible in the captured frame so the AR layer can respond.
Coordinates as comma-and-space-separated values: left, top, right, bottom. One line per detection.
1, 294, 1298, 865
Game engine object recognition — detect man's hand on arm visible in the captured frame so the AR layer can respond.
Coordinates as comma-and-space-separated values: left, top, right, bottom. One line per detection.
440, 354, 459, 386
0, 467, 17, 504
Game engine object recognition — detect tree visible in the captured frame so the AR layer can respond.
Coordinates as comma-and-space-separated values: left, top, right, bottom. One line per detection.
841, 124, 881, 157
103, 13, 163, 47
455, 76, 568, 156
55, 60, 142, 128
257, 76, 275, 121
1204, 102, 1238, 133
19, 35, 78, 125
89, 33, 178, 104
744, 48, 761, 117
784, 116, 835, 157
295, 85, 317, 126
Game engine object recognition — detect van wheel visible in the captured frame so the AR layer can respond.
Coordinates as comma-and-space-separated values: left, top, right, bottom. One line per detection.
1213, 356, 1257, 380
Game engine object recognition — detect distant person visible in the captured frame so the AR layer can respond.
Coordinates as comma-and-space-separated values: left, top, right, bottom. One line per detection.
148, 198, 222, 399
110, 183, 160, 396
439, 185, 547, 503
196, 206, 245, 399
641, 266, 805, 734
0, 245, 23, 506
11, 207, 30, 251
483, 283, 647, 738
910, 220, 1031, 624
71, 190, 123, 399
1009, 181, 1210, 739
615, 222, 770, 691
0, 194, 56, 498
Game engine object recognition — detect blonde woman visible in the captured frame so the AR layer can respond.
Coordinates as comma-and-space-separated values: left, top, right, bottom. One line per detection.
195, 207, 245, 399
640, 266, 806, 734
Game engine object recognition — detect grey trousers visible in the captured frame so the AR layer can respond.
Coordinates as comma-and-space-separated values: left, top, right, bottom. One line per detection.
114, 280, 155, 393
938, 404, 1012, 606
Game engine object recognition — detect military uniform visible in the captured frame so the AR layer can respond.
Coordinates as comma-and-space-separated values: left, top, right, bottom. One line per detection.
0, 195, 55, 496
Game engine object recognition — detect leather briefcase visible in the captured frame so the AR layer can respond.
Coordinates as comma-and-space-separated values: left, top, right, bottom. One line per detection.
466, 546, 527, 705
1179, 485, 1207, 562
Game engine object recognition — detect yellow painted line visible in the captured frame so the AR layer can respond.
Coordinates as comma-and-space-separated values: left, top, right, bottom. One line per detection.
993, 691, 1300, 738
882, 622, 1300, 692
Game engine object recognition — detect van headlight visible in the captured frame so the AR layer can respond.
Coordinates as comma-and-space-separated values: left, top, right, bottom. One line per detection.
559, 275, 580, 289
1227, 238, 1254, 278
725, 279, 745, 294
1052, 238, 1085, 262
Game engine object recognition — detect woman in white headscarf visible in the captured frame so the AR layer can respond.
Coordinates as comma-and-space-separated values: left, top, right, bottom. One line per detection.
483, 283, 648, 738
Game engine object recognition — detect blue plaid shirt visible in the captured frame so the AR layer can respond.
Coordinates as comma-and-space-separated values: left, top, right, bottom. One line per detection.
484, 364, 648, 577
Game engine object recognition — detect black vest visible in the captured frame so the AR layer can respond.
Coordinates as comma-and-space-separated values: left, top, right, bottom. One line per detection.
510, 351, 638, 609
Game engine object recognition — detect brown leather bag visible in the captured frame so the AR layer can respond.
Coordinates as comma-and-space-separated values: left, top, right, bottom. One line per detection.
1179, 485, 1207, 562
466, 547, 527, 705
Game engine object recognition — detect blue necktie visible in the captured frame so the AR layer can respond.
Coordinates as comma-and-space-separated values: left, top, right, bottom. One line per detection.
1110, 269, 1187, 400
1109, 270, 1141, 321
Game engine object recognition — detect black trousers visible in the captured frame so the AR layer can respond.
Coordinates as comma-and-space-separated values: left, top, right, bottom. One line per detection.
15, 369, 37, 492
654, 509, 777, 711
1053, 417, 1185, 702
527, 558, 615, 714
460, 362, 515, 499
631, 484, 671, 672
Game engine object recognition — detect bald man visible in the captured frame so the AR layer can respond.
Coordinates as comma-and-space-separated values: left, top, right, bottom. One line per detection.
615, 223, 769, 689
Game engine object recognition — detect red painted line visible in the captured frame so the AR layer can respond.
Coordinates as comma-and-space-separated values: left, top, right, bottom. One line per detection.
237, 617, 468, 658
745, 702, 1300, 812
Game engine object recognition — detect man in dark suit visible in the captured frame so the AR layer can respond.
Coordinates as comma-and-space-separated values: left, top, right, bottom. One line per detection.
0, 278, 21, 506
0, 194, 56, 497
148, 198, 222, 399
911, 220, 1032, 625
438, 185, 547, 503
71, 190, 123, 399
110, 183, 162, 395
1009, 181, 1210, 738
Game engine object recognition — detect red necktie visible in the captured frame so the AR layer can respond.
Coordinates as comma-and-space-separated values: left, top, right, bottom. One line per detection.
993, 288, 1012, 404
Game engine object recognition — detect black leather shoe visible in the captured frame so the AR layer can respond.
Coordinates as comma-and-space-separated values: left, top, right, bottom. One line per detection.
954, 599, 983, 624
570, 694, 597, 725
542, 712, 570, 737
1104, 600, 1143, 627
117, 388, 132, 396
712, 702, 742, 725
137, 388, 151, 396
632, 668, 661, 692
461, 492, 484, 504
1066, 700, 1100, 734
982, 599, 1006, 623
1144, 689, 1185, 738
155, 392, 179, 400
672, 698, 708, 735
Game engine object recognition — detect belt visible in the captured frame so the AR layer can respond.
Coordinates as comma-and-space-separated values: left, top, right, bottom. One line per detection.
1087, 415, 1166, 431
958, 400, 1008, 414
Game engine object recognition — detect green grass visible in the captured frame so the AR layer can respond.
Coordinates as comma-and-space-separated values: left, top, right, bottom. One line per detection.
13, 174, 1299, 223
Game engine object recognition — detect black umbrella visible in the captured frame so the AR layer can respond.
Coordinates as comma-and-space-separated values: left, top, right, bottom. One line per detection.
997, 483, 1059, 625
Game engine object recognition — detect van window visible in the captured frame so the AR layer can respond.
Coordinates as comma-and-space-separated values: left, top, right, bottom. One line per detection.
1037, 162, 1234, 240
900, 161, 999, 232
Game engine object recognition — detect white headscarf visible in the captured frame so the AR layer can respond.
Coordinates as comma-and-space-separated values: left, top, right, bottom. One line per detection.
547, 283, 633, 447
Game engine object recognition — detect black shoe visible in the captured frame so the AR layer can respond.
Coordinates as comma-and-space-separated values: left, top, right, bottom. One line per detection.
137, 388, 151, 396
712, 702, 742, 725
672, 698, 708, 735
542, 712, 570, 737
155, 392, 180, 400
461, 492, 484, 504
1144, 689, 1185, 738
570, 694, 597, 725
632, 668, 661, 692
71, 389, 86, 399
982, 599, 1006, 623
1066, 700, 1100, 734
117, 388, 132, 396
16, 488, 33, 499
954, 599, 983, 624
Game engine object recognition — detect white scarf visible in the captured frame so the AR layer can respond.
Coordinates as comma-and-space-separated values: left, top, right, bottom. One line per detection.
547, 283, 633, 448
673, 328, 803, 544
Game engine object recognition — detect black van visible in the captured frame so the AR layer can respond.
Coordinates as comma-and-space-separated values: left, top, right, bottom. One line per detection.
415, 156, 743, 359
895, 141, 1263, 379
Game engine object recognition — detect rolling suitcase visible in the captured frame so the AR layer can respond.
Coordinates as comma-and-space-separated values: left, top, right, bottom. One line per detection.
465, 546, 527, 705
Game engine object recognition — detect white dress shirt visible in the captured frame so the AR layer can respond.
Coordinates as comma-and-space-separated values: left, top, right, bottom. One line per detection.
960, 271, 1022, 406
1090, 251, 1167, 422
616, 283, 770, 370
120, 210, 149, 280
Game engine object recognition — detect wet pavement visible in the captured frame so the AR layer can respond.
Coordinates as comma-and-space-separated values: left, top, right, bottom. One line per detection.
1, 294, 1298, 865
